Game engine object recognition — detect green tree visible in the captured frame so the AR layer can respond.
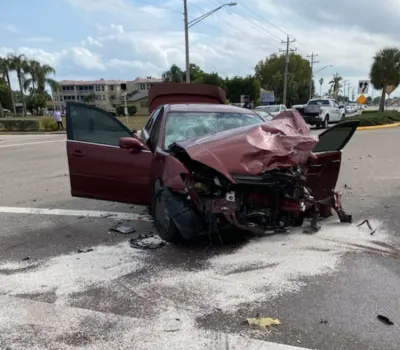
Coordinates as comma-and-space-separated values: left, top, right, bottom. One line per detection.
24, 60, 58, 98
0, 81, 13, 115
185, 63, 204, 82
82, 93, 96, 104
328, 73, 342, 98
224, 75, 260, 104
0, 56, 16, 115
196, 72, 224, 88
8, 53, 29, 116
162, 64, 184, 82
369, 47, 400, 112
255, 53, 312, 106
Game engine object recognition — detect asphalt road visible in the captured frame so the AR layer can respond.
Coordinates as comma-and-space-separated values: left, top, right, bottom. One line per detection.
1, 128, 400, 350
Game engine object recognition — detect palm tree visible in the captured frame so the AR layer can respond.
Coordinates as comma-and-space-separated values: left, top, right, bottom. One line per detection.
319, 78, 324, 96
0, 56, 17, 116
24, 60, 58, 104
369, 47, 400, 112
8, 53, 29, 116
328, 73, 342, 98
162, 64, 184, 82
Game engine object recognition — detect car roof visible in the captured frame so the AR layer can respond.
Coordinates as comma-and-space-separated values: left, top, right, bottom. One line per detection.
168, 103, 256, 114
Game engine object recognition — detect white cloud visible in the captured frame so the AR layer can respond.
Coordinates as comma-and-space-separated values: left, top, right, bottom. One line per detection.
3, 24, 19, 33
68, 47, 107, 71
22, 37, 55, 43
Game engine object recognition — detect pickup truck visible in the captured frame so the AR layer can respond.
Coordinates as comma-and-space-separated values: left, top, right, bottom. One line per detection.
302, 98, 345, 128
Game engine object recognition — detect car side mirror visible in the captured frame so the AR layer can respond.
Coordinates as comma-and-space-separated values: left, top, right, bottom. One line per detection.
119, 137, 146, 151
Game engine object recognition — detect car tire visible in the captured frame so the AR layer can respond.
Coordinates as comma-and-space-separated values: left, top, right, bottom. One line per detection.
323, 116, 329, 129
152, 189, 181, 243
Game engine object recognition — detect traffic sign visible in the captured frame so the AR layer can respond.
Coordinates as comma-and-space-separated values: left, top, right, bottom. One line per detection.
356, 94, 367, 105
261, 91, 275, 103
385, 84, 396, 95
358, 80, 370, 94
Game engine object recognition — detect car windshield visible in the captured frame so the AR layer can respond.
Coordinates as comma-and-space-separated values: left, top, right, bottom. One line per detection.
308, 100, 330, 105
254, 110, 273, 121
164, 112, 263, 149
256, 105, 280, 112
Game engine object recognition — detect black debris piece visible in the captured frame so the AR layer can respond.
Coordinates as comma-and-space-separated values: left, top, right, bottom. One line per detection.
358, 219, 373, 230
357, 219, 377, 235
77, 248, 94, 253
377, 315, 394, 325
129, 234, 166, 250
319, 319, 328, 324
22, 256, 30, 261
109, 221, 137, 234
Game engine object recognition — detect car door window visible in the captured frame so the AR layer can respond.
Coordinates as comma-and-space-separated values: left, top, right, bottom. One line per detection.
148, 107, 164, 151
67, 103, 131, 146
313, 120, 360, 153
144, 106, 162, 137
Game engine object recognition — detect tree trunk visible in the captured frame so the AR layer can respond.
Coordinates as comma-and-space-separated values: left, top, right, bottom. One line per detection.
5, 73, 16, 116
17, 72, 27, 116
379, 88, 386, 112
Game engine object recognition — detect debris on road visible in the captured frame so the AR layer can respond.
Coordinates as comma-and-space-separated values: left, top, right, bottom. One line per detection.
357, 219, 377, 235
77, 248, 94, 253
377, 315, 394, 325
22, 256, 30, 261
319, 319, 328, 324
244, 314, 281, 330
109, 221, 137, 234
129, 234, 166, 250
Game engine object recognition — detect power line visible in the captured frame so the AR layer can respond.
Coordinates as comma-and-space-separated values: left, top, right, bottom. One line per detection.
238, 2, 295, 40
307, 52, 319, 99
279, 35, 296, 105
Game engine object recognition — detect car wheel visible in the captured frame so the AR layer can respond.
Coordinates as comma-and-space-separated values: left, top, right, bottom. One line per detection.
152, 189, 181, 242
323, 116, 329, 129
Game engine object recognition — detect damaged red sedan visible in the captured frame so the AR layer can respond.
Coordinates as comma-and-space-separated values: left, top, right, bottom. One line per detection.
66, 83, 359, 242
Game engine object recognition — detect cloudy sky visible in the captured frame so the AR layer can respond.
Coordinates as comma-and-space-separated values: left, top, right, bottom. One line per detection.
1, 0, 399, 98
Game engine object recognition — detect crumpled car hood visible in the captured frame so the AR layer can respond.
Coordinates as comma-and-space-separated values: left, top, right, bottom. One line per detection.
173, 110, 318, 182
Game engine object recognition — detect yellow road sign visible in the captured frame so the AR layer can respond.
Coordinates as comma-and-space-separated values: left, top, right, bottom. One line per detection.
356, 94, 367, 105
385, 84, 396, 95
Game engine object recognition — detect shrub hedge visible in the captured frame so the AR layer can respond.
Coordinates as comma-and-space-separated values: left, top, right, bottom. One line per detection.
41, 117, 59, 131
346, 111, 400, 126
0, 119, 40, 131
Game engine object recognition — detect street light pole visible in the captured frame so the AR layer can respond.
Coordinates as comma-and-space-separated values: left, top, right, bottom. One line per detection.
183, 1, 237, 84
184, 0, 190, 83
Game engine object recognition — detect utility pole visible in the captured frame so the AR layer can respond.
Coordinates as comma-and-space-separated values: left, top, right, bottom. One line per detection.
183, 0, 190, 83
307, 52, 319, 100
279, 35, 296, 106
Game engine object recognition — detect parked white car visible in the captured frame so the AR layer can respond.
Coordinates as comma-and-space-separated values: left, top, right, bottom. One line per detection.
302, 98, 346, 128
254, 104, 287, 117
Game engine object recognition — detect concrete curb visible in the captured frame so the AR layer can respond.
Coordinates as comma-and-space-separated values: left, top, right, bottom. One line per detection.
0, 132, 66, 135
357, 122, 400, 131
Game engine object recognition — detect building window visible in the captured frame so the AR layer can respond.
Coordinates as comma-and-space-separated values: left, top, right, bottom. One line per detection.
110, 85, 114, 90
95, 85, 100, 91
101, 85, 105, 91
102, 95, 106, 100
147, 83, 151, 90
139, 83, 145, 90
140, 101, 148, 108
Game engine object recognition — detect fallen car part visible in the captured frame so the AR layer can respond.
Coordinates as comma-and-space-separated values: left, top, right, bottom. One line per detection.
357, 219, 377, 235
109, 221, 137, 234
377, 315, 394, 325
129, 234, 166, 250
245, 315, 281, 330
77, 248, 93, 253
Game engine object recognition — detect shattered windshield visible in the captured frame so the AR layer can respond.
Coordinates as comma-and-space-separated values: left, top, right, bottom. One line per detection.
164, 112, 263, 149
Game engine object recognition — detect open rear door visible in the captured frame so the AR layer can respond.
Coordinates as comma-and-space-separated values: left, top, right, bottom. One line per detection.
148, 83, 226, 113
306, 120, 360, 201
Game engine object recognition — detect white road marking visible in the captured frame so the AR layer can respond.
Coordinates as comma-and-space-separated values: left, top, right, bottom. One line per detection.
0, 206, 152, 221
0, 139, 64, 148
0, 295, 310, 349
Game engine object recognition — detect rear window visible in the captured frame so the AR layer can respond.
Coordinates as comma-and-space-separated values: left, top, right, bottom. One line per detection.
308, 100, 330, 105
